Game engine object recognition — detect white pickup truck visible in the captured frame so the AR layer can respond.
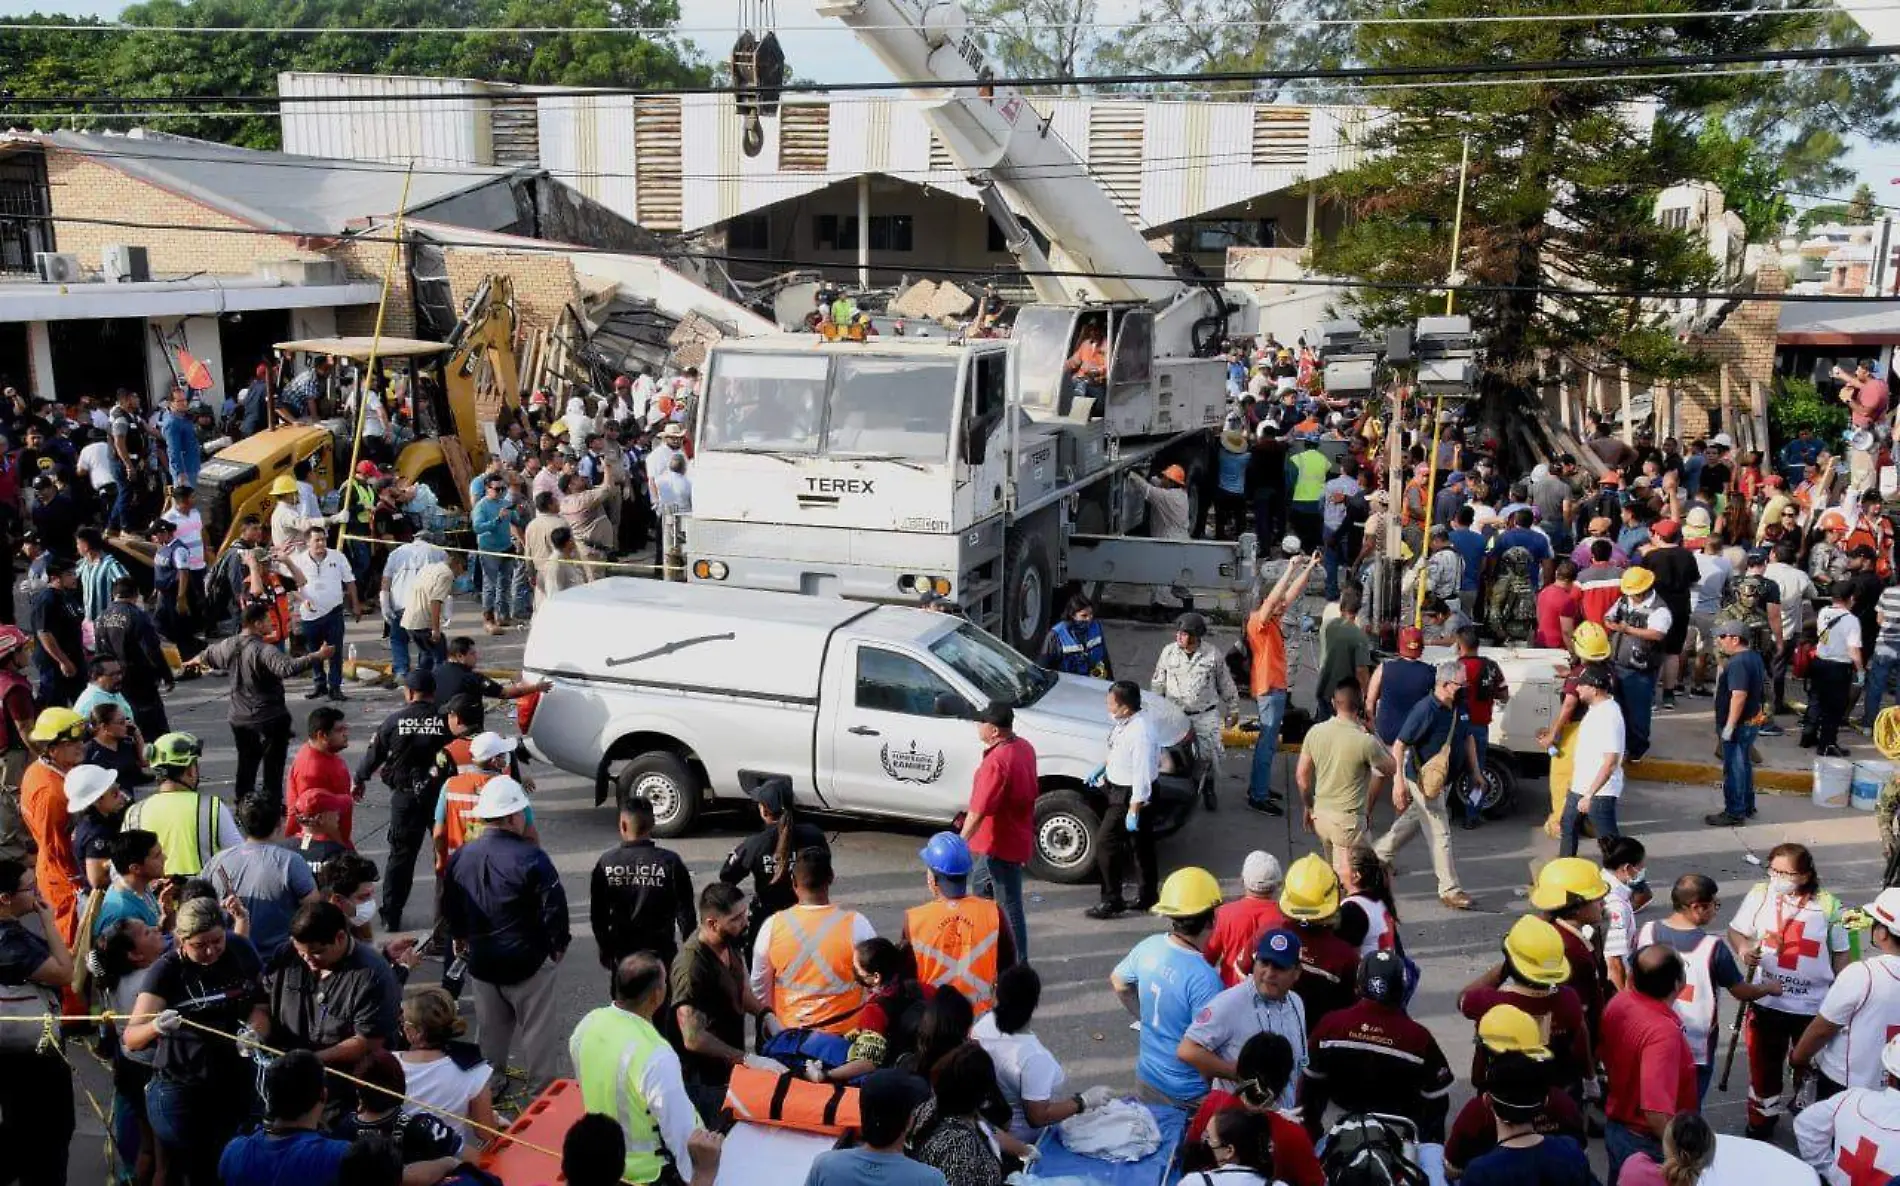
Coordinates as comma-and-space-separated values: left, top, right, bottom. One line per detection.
519, 580, 1208, 882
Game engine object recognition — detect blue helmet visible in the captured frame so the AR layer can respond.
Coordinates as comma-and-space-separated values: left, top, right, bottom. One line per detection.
918, 832, 973, 878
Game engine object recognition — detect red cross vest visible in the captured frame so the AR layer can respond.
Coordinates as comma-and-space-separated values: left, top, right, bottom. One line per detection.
1819, 956, 1900, 1091
1816, 1088, 1900, 1186
1636, 921, 1718, 1066
1737, 883, 1842, 1015
1345, 894, 1395, 959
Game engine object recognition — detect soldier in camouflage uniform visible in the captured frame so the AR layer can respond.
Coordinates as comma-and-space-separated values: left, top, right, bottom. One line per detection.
1712, 552, 1783, 758
1151, 611, 1238, 810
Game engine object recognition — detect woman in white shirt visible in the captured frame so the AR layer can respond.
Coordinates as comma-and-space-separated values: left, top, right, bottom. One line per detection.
1598, 835, 1646, 993
1809, 587, 1863, 757
972, 964, 1110, 1142
396, 985, 500, 1151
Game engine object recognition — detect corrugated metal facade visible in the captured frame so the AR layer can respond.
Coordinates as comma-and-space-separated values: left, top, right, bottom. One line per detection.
280, 73, 1369, 235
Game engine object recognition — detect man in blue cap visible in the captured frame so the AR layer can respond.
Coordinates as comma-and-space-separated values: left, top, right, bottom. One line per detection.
1179, 927, 1309, 1110
900, 832, 1016, 1015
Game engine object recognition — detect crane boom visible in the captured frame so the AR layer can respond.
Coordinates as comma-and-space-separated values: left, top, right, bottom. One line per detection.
814, 0, 1181, 306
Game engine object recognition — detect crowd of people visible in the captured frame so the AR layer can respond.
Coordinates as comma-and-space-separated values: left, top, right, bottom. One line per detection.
0, 333, 1895, 1186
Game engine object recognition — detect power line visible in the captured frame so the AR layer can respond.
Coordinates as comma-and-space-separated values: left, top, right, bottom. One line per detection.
0, 39, 1894, 107
10, 207, 1897, 305
3, 3, 1897, 35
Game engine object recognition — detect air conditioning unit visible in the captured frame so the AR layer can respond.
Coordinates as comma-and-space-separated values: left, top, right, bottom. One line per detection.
102, 245, 150, 283
34, 252, 83, 284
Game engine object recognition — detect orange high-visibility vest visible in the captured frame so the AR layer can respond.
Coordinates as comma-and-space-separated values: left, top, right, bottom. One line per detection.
766, 905, 866, 1035
906, 896, 1002, 1015
722, 1065, 861, 1137
439, 770, 494, 854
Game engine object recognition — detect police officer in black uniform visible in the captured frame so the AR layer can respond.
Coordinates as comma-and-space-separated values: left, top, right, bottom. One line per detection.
717, 777, 829, 951
355, 668, 452, 931
590, 795, 696, 973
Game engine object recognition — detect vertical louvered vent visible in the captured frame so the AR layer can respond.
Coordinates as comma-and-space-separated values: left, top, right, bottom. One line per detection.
1251, 106, 1311, 167
929, 133, 954, 173
633, 96, 682, 229
778, 103, 831, 172
489, 96, 541, 168
1086, 104, 1144, 220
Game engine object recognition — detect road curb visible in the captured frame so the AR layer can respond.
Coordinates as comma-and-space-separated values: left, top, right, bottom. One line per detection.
1223, 728, 1816, 796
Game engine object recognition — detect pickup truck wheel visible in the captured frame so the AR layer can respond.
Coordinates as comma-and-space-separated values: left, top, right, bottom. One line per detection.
1030, 789, 1100, 884
1004, 529, 1053, 653
1477, 753, 1519, 819
616, 752, 701, 837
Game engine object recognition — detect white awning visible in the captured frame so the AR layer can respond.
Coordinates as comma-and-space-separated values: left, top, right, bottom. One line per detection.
0, 278, 383, 322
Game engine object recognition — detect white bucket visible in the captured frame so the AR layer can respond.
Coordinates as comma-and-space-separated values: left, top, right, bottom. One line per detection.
1851, 760, 1893, 812
1813, 758, 1853, 808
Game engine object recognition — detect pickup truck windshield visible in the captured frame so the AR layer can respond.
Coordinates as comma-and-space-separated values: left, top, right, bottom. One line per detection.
701, 352, 956, 462
930, 623, 1057, 707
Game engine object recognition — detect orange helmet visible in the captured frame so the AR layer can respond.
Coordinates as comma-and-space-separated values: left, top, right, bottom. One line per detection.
1162, 464, 1188, 485
1820, 510, 1848, 532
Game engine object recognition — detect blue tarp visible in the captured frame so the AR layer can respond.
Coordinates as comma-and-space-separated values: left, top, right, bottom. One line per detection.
1031, 1103, 1185, 1186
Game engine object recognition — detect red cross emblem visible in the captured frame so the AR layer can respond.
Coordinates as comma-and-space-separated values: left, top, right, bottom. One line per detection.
1676, 982, 1697, 1004
1774, 919, 1822, 970
1837, 1136, 1890, 1186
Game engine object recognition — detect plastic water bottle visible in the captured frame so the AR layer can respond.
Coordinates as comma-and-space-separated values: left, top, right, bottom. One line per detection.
344, 643, 358, 681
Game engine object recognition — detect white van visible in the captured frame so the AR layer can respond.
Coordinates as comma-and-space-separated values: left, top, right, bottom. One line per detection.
519, 580, 1207, 881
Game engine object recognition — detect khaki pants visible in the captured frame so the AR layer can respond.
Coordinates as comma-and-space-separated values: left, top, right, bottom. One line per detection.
1373, 785, 1463, 896
472, 960, 566, 1094
1312, 806, 1369, 878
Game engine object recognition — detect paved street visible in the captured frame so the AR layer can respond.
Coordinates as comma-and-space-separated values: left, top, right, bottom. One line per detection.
66, 603, 1887, 1178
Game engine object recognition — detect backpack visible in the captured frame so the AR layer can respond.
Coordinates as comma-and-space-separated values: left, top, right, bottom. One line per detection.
1321, 1114, 1429, 1186
760, 1026, 855, 1077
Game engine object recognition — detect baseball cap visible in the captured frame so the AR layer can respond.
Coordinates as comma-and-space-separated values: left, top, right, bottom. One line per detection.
293, 784, 353, 821
1577, 666, 1614, 692
471, 776, 530, 819
356, 461, 383, 478
1241, 851, 1283, 894
1255, 928, 1303, 968
1713, 619, 1749, 639
469, 732, 518, 764
1398, 627, 1425, 658
1652, 519, 1680, 542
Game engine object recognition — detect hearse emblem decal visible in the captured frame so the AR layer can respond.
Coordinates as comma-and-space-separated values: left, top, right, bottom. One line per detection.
880, 742, 946, 784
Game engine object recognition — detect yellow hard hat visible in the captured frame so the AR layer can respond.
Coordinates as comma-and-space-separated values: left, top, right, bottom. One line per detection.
1572, 621, 1611, 662
1151, 866, 1223, 918
29, 706, 85, 743
1478, 1002, 1553, 1058
1501, 916, 1572, 987
1528, 856, 1609, 912
270, 474, 298, 497
1279, 854, 1342, 921
1619, 567, 1655, 596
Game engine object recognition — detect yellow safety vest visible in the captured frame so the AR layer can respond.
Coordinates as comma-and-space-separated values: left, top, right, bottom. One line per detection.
1291, 449, 1329, 503
123, 788, 221, 876
569, 1005, 669, 1183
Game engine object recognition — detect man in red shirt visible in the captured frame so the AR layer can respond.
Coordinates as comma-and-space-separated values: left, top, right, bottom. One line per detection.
1455, 626, 1510, 829
1535, 559, 1584, 650
1601, 946, 1698, 1186
285, 705, 355, 844
1204, 851, 1288, 986
962, 702, 1037, 959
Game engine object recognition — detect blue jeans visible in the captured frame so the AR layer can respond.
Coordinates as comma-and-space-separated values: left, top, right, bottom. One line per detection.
1696, 1061, 1714, 1103
146, 1075, 245, 1186
386, 611, 413, 678
415, 628, 447, 671
511, 557, 534, 618
1559, 790, 1620, 856
971, 854, 1028, 962
1605, 1119, 1662, 1186
1248, 690, 1289, 805
1723, 724, 1760, 817
1863, 649, 1900, 729
301, 606, 346, 692
480, 554, 517, 618
1615, 667, 1656, 760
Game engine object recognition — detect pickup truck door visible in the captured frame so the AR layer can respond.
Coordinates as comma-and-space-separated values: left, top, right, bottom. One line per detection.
820, 641, 981, 821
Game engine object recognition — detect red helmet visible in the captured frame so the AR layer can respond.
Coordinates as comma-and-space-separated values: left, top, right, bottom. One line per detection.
0, 626, 28, 661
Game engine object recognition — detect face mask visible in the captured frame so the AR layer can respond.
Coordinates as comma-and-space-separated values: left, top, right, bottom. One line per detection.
1770, 876, 1799, 898
1629, 867, 1647, 886
351, 898, 376, 926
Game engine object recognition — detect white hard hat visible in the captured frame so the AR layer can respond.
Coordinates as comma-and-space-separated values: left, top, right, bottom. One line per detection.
1883, 1031, 1900, 1082
1281, 534, 1303, 555
1242, 851, 1284, 893
63, 764, 120, 813
471, 776, 531, 820
469, 732, 518, 764
1869, 888, 1900, 934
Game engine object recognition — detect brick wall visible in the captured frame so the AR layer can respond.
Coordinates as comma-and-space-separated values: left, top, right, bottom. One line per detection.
443, 248, 579, 335
1672, 266, 1783, 441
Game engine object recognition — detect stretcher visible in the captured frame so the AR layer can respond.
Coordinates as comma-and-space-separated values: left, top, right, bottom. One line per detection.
1029, 1103, 1185, 1186
477, 1078, 585, 1184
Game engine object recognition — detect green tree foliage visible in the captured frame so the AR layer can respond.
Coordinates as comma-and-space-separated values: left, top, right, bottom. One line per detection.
964, 0, 1101, 94
0, 0, 708, 148
1848, 181, 1879, 223
1091, 0, 1352, 102
1770, 376, 1848, 442
1696, 122, 1792, 243
1314, 0, 1817, 396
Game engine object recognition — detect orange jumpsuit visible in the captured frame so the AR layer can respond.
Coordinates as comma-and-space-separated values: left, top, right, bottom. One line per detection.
20, 760, 78, 943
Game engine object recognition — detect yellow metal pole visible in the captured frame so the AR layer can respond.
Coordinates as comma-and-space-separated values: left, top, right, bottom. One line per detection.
338, 162, 415, 545
1445, 134, 1471, 316
1413, 393, 1446, 628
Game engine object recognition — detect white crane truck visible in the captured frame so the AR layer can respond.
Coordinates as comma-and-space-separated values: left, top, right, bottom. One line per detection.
685, 0, 1259, 652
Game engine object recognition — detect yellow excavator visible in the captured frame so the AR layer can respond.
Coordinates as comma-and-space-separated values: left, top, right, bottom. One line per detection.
172, 275, 522, 565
